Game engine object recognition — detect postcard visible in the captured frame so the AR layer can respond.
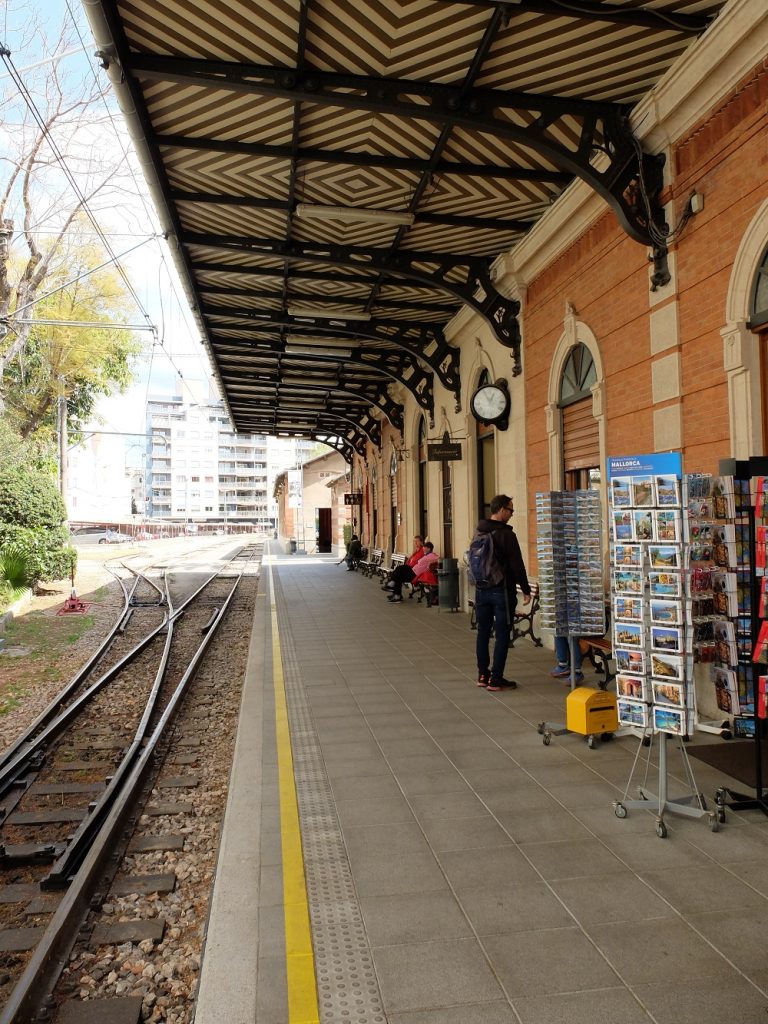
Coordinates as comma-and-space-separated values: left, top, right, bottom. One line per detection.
633, 510, 654, 542
650, 651, 684, 681
649, 545, 680, 570
651, 624, 683, 653
649, 599, 682, 625
652, 679, 685, 707
653, 705, 685, 735
614, 596, 644, 622
686, 473, 713, 500
612, 510, 634, 542
649, 572, 682, 598
615, 648, 646, 675
613, 543, 642, 568
733, 716, 756, 738
614, 621, 644, 648
616, 673, 648, 700
631, 475, 655, 508
618, 698, 649, 728
614, 570, 643, 595
655, 475, 681, 507
611, 477, 632, 508
653, 510, 680, 543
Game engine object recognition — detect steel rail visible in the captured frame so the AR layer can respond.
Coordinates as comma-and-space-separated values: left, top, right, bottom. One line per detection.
0, 562, 246, 1024
0, 559, 233, 803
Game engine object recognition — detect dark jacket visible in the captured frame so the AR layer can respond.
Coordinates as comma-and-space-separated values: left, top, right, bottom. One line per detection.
475, 518, 531, 597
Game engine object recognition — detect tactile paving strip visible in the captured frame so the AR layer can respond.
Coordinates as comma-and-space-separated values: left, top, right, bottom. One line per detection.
275, 585, 386, 1024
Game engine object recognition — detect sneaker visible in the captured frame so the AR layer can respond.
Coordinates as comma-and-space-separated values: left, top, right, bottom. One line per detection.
550, 665, 570, 678
477, 672, 490, 688
388, 594, 403, 603
562, 672, 585, 685
487, 677, 518, 691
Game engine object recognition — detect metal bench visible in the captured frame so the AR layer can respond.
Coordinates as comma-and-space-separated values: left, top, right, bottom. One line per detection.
379, 552, 406, 586
469, 582, 542, 646
409, 579, 439, 606
359, 548, 383, 577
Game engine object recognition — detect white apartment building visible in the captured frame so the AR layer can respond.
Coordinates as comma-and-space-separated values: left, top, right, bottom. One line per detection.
145, 387, 269, 526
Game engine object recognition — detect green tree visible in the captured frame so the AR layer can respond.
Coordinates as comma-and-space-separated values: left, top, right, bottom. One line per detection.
3, 242, 141, 438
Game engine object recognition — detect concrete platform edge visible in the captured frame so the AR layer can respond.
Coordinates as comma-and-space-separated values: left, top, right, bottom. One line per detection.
194, 577, 268, 1024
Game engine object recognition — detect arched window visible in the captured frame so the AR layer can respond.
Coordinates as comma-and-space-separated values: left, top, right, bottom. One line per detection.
559, 343, 600, 490
559, 343, 597, 406
475, 368, 496, 519
417, 417, 428, 539
751, 244, 768, 329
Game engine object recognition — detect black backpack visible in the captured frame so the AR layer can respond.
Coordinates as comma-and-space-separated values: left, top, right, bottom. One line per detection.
467, 529, 504, 588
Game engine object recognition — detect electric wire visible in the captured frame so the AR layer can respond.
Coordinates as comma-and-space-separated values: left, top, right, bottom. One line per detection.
63, 0, 212, 406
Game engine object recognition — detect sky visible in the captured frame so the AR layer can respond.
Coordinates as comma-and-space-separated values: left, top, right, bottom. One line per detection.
0, 0, 216, 445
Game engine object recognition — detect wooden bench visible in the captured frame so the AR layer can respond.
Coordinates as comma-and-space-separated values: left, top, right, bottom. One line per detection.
359, 548, 383, 577
469, 582, 542, 647
378, 552, 406, 585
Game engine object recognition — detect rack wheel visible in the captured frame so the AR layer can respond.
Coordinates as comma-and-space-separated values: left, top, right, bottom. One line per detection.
536, 722, 545, 735
717, 808, 726, 824
642, 735, 651, 747
542, 730, 551, 746
587, 734, 597, 750
709, 813, 719, 833
614, 802, 627, 819
655, 819, 667, 839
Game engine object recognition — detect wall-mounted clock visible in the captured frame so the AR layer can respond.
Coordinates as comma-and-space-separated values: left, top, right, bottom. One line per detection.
469, 379, 510, 430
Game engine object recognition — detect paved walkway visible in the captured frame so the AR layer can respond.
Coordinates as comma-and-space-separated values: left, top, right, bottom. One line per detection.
198, 551, 768, 1024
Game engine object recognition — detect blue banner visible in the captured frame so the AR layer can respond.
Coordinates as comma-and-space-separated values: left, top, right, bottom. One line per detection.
607, 452, 682, 480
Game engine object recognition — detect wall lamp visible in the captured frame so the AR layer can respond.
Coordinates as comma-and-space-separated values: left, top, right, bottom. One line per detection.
294, 203, 414, 227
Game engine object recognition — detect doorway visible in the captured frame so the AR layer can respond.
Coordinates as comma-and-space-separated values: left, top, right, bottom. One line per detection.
317, 507, 332, 552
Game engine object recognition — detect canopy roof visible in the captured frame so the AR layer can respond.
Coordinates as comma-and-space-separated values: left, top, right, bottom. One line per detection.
88, 0, 723, 459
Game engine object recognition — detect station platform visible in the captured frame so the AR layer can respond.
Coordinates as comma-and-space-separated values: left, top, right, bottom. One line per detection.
195, 549, 768, 1024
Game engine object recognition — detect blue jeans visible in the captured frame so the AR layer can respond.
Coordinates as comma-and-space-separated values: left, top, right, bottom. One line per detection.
555, 634, 583, 671
475, 583, 515, 680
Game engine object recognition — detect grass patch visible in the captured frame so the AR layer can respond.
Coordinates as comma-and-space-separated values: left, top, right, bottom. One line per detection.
0, 684, 28, 715
3, 610, 96, 657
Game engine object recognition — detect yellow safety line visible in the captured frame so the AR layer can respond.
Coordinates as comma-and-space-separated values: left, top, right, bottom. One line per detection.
268, 561, 321, 1024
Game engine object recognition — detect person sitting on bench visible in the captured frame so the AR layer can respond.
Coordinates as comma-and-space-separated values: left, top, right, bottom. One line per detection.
550, 634, 584, 684
388, 542, 437, 602
383, 534, 426, 592
341, 534, 363, 571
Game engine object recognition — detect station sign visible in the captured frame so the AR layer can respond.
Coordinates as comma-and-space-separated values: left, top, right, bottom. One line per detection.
427, 440, 462, 462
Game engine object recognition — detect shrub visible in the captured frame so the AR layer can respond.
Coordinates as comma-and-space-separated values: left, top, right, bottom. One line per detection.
0, 526, 76, 587
0, 466, 66, 531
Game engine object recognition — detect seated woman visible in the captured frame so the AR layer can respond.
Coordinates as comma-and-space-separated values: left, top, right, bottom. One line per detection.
383, 535, 426, 592
388, 542, 438, 602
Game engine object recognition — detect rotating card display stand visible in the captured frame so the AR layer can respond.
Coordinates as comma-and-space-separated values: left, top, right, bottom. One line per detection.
536, 489, 605, 746
607, 453, 717, 836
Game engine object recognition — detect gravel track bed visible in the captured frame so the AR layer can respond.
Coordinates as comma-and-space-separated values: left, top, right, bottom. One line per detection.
55, 572, 259, 1022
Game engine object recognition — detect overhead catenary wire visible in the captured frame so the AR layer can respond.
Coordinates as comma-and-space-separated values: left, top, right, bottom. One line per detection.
2, 10, 205, 410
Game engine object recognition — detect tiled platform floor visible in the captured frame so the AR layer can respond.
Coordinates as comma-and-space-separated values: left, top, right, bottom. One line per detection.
237, 554, 768, 1023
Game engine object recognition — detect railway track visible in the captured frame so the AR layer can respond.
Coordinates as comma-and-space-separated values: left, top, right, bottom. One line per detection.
0, 545, 261, 1023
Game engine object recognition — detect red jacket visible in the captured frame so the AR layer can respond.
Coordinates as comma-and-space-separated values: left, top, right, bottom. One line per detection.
407, 546, 426, 568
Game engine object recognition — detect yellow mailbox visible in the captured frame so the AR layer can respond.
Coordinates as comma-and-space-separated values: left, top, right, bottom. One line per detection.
566, 686, 618, 737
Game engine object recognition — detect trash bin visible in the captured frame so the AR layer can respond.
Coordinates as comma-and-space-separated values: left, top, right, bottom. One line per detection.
288, 538, 297, 554
437, 557, 460, 612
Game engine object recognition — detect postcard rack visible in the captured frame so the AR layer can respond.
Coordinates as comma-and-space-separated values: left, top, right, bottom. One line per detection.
536, 489, 605, 744
712, 457, 768, 818
607, 452, 715, 836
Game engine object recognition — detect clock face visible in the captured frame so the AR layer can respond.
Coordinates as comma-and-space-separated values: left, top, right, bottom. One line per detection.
471, 384, 508, 422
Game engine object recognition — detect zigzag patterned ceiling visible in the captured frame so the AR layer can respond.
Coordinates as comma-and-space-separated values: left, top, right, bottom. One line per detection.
94, 0, 725, 446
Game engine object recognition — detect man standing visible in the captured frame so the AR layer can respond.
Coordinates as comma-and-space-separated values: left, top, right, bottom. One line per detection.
473, 494, 531, 691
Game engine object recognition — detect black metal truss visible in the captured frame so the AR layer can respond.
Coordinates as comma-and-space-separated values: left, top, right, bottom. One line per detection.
158, 134, 572, 185
171, 190, 533, 233
202, 302, 460, 399
211, 338, 435, 420
220, 370, 405, 431
133, 58, 670, 254
192, 241, 506, 378
443, 0, 711, 33
232, 406, 376, 454
199, 284, 458, 317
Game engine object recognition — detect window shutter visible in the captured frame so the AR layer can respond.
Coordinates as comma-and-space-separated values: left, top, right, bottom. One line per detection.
562, 397, 599, 471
